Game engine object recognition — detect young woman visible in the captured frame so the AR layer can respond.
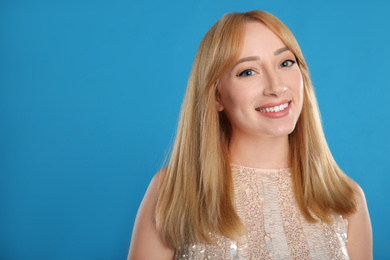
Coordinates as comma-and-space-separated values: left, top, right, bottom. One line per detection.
128, 10, 372, 259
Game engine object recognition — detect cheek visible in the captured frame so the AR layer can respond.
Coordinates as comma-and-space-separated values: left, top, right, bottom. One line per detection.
295, 74, 304, 114
219, 92, 238, 118
291, 71, 304, 98
218, 80, 242, 111
220, 86, 252, 114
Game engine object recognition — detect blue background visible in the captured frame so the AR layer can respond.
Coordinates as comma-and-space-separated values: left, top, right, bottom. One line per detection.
1, 0, 389, 259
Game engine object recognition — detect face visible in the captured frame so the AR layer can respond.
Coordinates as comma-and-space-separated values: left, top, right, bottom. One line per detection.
217, 22, 304, 139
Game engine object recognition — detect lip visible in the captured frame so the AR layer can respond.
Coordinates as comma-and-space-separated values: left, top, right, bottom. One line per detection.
256, 100, 290, 110
255, 100, 292, 118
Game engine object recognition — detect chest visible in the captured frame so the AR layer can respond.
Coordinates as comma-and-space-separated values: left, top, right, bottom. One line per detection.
175, 167, 349, 260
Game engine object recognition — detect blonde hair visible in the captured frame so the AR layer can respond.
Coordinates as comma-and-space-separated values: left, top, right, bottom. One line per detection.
155, 10, 357, 248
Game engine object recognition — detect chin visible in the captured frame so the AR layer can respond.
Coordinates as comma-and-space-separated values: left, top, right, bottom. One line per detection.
267, 125, 297, 137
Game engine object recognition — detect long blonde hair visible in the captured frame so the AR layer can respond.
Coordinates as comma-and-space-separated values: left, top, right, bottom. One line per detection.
155, 10, 357, 248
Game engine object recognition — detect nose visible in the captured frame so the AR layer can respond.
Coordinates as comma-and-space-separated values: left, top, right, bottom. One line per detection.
262, 69, 285, 96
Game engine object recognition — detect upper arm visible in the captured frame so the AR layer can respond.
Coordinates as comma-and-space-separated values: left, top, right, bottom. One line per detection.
346, 185, 373, 260
128, 171, 175, 260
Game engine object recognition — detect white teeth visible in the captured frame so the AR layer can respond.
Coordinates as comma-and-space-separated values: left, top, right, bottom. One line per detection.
259, 102, 289, 113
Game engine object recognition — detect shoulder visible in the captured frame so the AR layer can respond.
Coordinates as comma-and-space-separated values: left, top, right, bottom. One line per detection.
345, 182, 373, 260
127, 168, 174, 260
348, 181, 369, 216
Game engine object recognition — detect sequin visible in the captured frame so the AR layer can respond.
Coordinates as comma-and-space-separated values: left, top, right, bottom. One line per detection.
174, 165, 349, 259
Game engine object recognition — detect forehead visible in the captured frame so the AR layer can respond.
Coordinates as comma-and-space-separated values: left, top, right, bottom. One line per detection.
240, 22, 286, 56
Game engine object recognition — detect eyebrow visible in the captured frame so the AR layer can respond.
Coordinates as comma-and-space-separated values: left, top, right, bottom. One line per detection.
274, 47, 289, 55
232, 56, 260, 70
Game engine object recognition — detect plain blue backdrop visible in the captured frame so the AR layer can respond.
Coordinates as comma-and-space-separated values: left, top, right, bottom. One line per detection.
1, 0, 389, 259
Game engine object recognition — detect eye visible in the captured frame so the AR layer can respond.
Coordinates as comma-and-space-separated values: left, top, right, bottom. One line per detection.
237, 69, 255, 77
280, 59, 296, 68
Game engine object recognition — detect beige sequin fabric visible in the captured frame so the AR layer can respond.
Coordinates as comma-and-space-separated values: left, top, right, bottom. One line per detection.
175, 165, 349, 260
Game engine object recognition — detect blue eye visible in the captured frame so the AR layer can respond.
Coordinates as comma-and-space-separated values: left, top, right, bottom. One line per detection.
281, 59, 296, 68
237, 69, 255, 77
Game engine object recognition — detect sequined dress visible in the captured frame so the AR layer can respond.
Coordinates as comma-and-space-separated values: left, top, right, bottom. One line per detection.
175, 165, 349, 259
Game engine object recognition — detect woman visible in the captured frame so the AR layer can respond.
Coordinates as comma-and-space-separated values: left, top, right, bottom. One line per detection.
128, 10, 372, 259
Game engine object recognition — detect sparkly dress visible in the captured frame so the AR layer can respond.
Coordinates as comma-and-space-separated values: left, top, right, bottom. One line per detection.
175, 165, 349, 260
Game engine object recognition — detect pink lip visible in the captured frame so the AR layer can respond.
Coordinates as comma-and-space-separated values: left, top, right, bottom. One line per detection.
256, 100, 290, 110
255, 100, 292, 119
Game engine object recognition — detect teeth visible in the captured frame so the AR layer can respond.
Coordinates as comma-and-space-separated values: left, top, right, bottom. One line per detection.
259, 102, 289, 113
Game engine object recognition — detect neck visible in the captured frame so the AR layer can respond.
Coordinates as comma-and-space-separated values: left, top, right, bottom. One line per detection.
228, 133, 289, 169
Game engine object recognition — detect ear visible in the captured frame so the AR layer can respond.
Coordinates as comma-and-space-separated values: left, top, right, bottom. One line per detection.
216, 96, 224, 111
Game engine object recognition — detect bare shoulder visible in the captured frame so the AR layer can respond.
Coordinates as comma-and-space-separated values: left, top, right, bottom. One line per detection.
346, 182, 373, 260
128, 168, 175, 260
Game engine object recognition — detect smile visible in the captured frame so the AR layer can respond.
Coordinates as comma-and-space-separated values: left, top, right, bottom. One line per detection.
257, 102, 290, 113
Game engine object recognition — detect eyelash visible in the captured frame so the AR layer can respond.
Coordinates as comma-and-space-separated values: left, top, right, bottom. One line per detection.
237, 69, 255, 77
236, 59, 296, 77
280, 59, 296, 68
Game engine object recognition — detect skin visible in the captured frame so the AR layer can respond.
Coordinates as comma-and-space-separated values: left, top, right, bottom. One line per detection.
127, 21, 372, 259
346, 186, 373, 260
217, 22, 303, 169
127, 170, 175, 260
